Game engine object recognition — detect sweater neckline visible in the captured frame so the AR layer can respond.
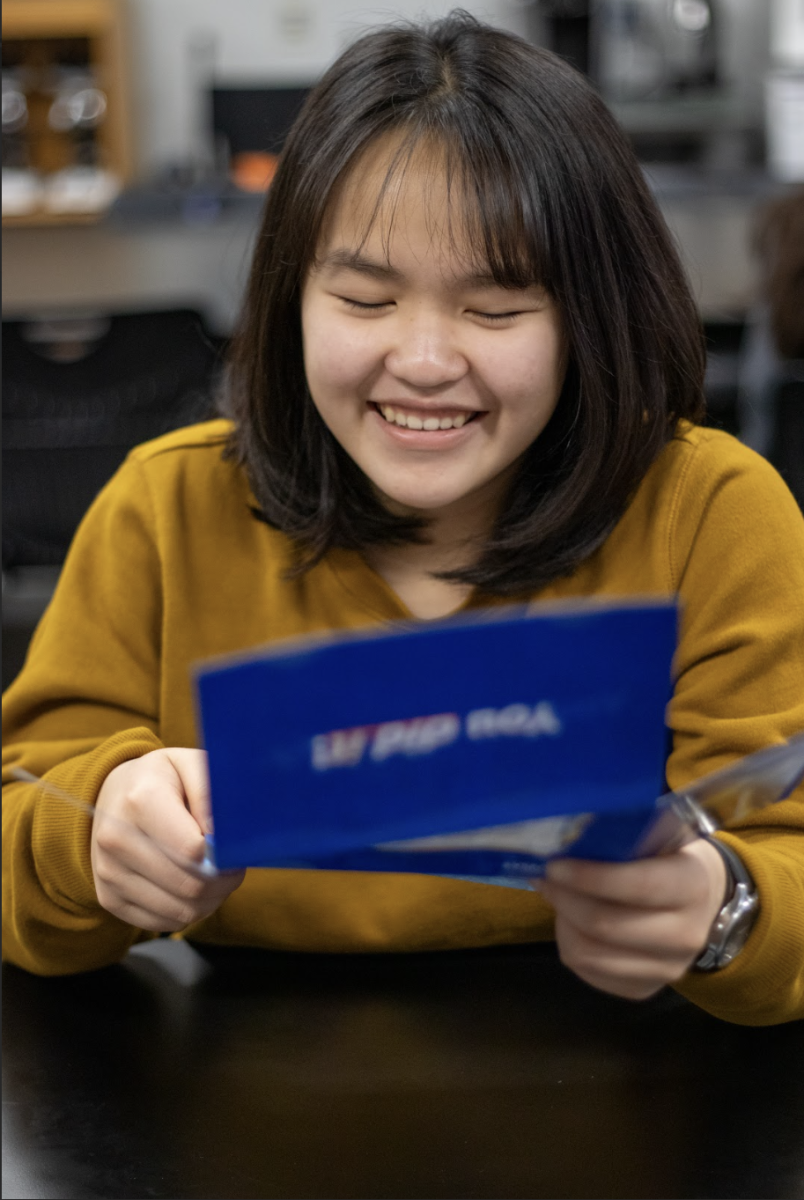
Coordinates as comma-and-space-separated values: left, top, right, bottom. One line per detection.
322, 548, 521, 626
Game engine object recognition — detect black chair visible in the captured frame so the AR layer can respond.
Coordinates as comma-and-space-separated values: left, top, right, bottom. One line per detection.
768, 376, 804, 510
3, 308, 226, 567
2, 307, 227, 688
702, 318, 744, 439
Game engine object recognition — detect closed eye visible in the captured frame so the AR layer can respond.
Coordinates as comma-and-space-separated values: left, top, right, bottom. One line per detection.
338, 298, 531, 322
339, 297, 392, 312
472, 310, 524, 324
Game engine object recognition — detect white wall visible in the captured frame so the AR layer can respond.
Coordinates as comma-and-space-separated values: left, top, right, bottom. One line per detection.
715, 0, 771, 108
770, 0, 804, 65
123, 0, 531, 175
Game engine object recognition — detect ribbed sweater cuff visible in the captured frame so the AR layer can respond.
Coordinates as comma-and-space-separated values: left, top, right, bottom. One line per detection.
672, 831, 804, 1025
31, 727, 165, 912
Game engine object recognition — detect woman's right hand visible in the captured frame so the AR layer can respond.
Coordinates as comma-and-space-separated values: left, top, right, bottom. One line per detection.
91, 747, 246, 931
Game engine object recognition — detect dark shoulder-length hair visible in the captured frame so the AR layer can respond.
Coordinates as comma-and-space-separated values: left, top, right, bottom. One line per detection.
225, 8, 705, 595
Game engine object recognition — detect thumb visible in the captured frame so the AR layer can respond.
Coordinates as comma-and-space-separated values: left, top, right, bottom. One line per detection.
164, 748, 213, 836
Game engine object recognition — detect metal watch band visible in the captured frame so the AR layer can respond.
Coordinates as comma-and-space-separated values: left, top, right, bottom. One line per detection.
693, 836, 759, 973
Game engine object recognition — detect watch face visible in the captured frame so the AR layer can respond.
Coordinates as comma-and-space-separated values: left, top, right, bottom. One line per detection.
714, 883, 759, 968
725, 897, 758, 953
695, 876, 759, 972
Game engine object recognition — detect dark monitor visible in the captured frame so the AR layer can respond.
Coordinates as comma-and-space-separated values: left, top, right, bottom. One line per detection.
210, 87, 309, 157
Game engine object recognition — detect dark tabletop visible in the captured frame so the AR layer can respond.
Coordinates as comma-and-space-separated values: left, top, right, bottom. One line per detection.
3, 938, 803, 1200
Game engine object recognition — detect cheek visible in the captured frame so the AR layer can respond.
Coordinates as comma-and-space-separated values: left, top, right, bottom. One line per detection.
304, 318, 377, 396
486, 336, 565, 413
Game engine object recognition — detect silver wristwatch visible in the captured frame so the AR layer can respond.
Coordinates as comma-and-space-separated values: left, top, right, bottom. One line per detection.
694, 836, 759, 972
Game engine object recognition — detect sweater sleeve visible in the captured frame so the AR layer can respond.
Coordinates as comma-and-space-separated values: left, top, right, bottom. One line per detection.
2, 455, 167, 975
663, 433, 804, 1024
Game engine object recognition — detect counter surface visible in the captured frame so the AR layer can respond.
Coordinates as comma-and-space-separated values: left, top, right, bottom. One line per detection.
3, 938, 803, 1199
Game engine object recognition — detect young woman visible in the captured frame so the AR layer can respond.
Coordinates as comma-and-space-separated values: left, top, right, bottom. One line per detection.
3, 13, 803, 1024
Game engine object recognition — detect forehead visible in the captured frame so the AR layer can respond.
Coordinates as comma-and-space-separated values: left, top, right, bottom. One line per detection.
315, 134, 495, 278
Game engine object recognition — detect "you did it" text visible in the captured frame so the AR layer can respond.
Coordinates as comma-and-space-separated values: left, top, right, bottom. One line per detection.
311, 702, 561, 771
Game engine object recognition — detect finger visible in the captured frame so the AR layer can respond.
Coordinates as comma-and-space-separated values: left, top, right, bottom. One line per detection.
92, 797, 240, 895
558, 953, 671, 1002
101, 892, 196, 933
93, 843, 208, 916
95, 856, 245, 930
124, 762, 209, 869
164, 748, 213, 835
94, 871, 204, 932
541, 879, 710, 961
553, 914, 693, 998
105, 899, 187, 934
96, 830, 245, 909
93, 803, 211, 893
544, 852, 708, 910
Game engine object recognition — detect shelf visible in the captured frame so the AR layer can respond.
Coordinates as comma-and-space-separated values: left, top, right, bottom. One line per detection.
610, 90, 761, 135
1, 0, 114, 39
2, 209, 105, 228
1, 0, 133, 229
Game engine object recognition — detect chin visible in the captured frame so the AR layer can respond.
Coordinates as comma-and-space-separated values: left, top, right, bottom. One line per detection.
379, 488, 464, 516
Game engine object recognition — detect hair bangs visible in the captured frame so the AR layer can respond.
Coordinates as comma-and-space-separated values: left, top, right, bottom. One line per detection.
456, 132, 552, 294
322, 123, 551, 296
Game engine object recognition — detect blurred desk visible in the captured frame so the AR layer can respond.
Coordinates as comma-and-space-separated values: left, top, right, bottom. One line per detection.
3, 940, 803, 1200
1, 214, 257, 336
0, 172, 788, 329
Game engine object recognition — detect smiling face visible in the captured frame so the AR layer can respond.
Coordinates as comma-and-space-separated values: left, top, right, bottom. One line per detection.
301, 138, 566, 532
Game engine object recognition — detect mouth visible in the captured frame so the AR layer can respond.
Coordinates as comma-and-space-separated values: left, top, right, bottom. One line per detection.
371, 402, 482, 431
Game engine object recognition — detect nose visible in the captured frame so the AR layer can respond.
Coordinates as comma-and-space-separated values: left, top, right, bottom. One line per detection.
385, 311, 468, 390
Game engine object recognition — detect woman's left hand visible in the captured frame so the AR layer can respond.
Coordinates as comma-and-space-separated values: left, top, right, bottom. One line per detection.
539, 839, 730, 1000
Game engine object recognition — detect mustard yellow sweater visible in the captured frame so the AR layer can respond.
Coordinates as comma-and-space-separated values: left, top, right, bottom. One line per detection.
3, 420, 804, 1024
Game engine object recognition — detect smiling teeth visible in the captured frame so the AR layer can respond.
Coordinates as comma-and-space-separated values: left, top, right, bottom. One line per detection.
378, 405, 470, 430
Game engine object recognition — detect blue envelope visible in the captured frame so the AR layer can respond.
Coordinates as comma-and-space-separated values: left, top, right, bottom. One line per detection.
195, 599, 680, 883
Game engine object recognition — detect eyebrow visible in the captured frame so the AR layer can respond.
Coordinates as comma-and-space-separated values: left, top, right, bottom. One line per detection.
319, 249, 518, 291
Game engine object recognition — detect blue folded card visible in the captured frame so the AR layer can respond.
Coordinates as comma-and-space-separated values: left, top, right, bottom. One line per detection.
195, 598, 683, 884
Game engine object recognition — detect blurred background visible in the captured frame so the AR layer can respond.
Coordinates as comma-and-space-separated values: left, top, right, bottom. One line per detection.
3, 0, 804, 689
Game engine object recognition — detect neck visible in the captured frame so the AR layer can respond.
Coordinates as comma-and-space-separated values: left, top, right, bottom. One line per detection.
367, 488, 499, 620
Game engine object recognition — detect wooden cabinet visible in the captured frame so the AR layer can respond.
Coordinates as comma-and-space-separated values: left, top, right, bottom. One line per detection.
2, 0, 132, 225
